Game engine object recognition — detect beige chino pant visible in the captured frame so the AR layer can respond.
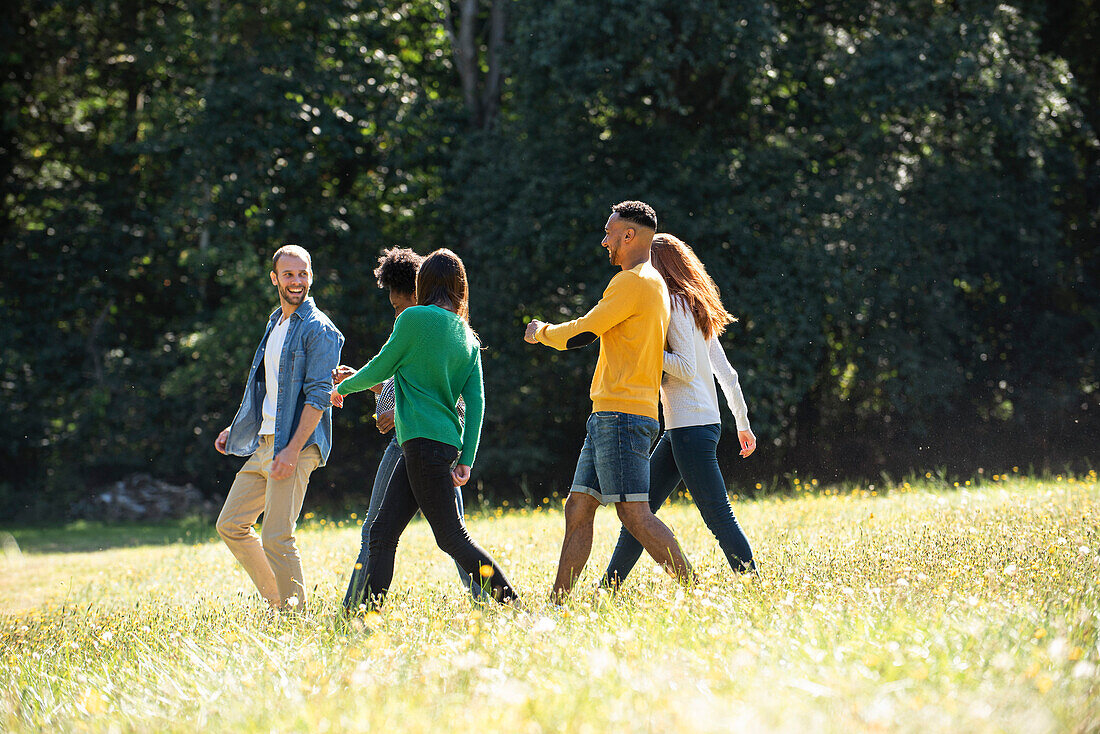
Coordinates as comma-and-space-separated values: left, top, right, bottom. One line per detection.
216, 435, 322, 608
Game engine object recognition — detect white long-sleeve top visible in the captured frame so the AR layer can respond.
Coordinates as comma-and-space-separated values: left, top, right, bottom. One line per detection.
660, 296, 751, 431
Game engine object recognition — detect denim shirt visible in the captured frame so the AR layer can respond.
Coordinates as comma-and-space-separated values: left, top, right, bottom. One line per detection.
225, 297, 344, 466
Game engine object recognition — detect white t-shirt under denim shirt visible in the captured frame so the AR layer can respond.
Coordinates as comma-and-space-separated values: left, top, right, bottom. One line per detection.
660, 296, 750, 431
259, 315, 292, 436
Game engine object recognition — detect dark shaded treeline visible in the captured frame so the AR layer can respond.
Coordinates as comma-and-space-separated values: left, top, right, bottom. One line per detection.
3, 0, 1097, 519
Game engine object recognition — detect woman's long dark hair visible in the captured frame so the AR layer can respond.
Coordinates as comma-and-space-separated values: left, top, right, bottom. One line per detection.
416, 248, 470, 322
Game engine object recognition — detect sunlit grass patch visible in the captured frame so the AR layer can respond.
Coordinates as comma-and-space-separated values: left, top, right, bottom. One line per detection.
1, 475, 1097, 732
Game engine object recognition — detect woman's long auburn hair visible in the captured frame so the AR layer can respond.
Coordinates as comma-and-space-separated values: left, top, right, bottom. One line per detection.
650, 233, 736, 340
416, 248, 470, 322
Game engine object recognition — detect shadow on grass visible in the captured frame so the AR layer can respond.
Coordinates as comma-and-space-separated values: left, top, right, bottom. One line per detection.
0, 517, 219, 554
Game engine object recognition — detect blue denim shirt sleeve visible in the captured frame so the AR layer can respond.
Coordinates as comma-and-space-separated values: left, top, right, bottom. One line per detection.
302, 324, 344, 411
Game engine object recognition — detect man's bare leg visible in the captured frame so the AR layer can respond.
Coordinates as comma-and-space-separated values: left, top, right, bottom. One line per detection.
551, 492, 602, 601
616, 501, 694, 583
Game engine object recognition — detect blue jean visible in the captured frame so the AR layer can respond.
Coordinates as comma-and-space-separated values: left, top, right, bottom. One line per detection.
604, 424, 755, 584
570, 412, 660, 505
343, 436, 482, 610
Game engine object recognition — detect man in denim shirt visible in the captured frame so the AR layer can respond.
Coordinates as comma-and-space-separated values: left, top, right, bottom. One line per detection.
214, 245, 344, 610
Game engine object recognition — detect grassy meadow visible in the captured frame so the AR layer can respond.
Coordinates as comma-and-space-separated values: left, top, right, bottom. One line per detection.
1, 473, 1098, 732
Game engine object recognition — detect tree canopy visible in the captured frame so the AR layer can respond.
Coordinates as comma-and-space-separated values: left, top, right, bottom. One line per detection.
3, 0, 1097, 518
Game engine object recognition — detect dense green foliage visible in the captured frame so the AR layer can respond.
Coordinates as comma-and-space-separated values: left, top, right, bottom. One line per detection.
3, 0, 1097, 517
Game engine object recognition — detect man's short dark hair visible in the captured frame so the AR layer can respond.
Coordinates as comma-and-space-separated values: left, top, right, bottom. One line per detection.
611, 200, 657, 231
374, 247, 423, 296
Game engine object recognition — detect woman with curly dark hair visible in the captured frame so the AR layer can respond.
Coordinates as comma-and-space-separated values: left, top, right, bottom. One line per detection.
334, 249, 517, 608
334, 247, 486, 609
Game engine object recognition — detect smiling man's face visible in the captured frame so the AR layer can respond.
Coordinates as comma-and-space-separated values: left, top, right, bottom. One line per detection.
270, 253, 312, 309
601, 213, 632, 267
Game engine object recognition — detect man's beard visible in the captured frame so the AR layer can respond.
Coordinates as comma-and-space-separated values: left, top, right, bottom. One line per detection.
281, 285, 309, 304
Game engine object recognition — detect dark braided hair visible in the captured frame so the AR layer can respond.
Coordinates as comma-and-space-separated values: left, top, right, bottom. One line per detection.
373, 247, 423, 297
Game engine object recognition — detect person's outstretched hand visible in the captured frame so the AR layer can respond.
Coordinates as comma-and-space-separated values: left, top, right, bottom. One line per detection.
331, 365, 357, 385
524, 320, 545, 344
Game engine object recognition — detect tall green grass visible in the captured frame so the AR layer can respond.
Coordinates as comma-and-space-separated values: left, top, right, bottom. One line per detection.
2, 475, 1097, 732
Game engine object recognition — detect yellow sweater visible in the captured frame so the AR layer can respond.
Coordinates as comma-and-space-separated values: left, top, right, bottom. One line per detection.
536, 261, 670, 420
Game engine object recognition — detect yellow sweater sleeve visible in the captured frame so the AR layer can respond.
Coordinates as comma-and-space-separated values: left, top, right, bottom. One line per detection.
536, 272, 638, 351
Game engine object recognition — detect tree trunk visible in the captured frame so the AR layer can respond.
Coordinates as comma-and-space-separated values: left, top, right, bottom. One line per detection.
443, 0, 507, 130
197, 0, 220, 303
481, 0, 507, 129
444, 0, 481, 128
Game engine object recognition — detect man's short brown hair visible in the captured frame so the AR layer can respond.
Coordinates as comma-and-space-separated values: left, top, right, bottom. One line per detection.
272, 245, 312, 271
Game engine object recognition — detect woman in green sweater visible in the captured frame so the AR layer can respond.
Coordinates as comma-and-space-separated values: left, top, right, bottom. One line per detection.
333, 249, 517, 607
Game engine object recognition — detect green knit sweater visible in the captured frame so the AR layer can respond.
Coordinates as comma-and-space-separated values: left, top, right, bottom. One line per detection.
337, 305, 484, 466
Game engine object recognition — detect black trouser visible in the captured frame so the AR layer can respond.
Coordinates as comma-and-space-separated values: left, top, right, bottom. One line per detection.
347, 437, 517, 609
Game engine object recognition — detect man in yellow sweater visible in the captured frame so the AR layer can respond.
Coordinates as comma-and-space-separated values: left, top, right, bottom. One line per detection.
524, 200, 694, 599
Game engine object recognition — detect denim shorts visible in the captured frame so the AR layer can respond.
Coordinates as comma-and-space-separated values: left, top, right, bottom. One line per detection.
569, 411, 659, 505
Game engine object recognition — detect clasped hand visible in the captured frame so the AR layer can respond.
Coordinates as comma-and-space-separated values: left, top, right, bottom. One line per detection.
737, 429, 757, 458
451, 464, 472, 487
523, 320, 545, 344
329, 364, 357, 407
